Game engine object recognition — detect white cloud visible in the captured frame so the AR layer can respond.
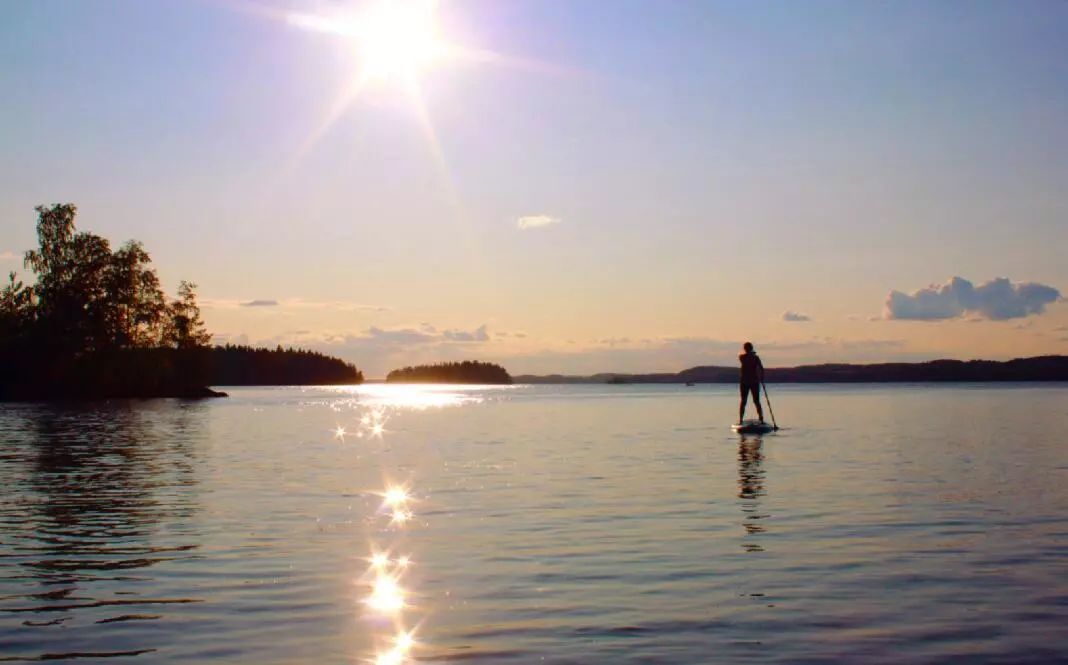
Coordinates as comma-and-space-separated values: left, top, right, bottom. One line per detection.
516, 215, 561, 230
884, 276, 1061, 321
0, 251, 19, 262
782, 310, 812, 322
241, 299, 279, 307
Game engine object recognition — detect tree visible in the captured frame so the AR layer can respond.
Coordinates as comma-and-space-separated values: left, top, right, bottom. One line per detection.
105, 240, 167, 347
0, 271, 34, 341
164, 281, 211, 349
24, 204, 116, 351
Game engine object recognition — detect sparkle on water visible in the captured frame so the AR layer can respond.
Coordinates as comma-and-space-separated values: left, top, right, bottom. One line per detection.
382, 485, 411, 508
364, 574, 405, 613
373, 629, 416, 665
365, 469, 422, 662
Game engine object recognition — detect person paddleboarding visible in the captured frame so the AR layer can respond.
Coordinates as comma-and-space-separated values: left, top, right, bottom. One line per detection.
738, 342, 765, 426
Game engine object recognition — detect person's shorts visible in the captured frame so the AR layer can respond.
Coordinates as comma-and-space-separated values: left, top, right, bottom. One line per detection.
739, 383, 760, 401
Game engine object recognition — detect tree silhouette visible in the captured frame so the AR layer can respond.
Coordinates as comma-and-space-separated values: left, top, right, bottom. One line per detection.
387, 360, 511, 384
165, 281, 210, 349
0, 204, 363, 399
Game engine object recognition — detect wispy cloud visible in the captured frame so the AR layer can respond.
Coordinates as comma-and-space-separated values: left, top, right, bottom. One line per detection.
884, 277, 1061, 321
202, 298, 390, 312
443, 324, 490, 342
211, 332, 250, 346
516, 215, 561, 230
0, 251, 19, 262
363, 324, 490, 345
782, 310, 812, 322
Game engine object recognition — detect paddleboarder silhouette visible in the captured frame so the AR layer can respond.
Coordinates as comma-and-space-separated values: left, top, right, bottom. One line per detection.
738, 342, 765, 426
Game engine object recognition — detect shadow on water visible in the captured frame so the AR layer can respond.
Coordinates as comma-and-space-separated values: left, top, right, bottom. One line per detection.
0, 400, 207, 660
737, 435, 769, 552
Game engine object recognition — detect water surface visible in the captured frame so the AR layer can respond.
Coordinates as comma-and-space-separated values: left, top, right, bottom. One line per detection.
2, 384, 1067, 663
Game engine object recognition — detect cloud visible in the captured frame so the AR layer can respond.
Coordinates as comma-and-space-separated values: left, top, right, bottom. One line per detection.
782, 310, 812, 322
884, 277, 1062, 321
365, 326, 438, 345
495, 330, 528, 339
443, 324, 490, 342
363, 324, 490, 346
516, 215, 561, 230
0, 251, 19, 262
201, 298, 390, 312
211, 332, 250, 346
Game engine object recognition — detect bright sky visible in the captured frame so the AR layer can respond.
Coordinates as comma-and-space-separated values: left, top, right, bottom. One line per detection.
2, 0, 1067, 377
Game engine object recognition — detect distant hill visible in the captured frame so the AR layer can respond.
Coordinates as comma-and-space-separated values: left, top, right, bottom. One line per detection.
387, 361, 512, 384
514, 356, 1068, 384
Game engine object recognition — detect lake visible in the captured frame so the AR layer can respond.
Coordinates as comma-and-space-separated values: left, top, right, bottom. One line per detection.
2, 384, 1067, 663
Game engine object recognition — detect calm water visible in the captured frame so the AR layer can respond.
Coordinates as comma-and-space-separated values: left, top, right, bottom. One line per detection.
2, 384, 1068, 663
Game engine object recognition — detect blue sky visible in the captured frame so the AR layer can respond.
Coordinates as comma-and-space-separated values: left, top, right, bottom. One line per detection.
2, 0, 1067, 375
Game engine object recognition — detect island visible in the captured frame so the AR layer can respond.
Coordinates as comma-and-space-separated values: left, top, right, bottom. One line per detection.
386, 361, 512, 384
0, 204, 362, 400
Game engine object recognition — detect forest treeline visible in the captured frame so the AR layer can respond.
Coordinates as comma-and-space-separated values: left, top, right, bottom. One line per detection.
0, 204, 361, 400
210, 344, 361, 385
386, 360, 512, 384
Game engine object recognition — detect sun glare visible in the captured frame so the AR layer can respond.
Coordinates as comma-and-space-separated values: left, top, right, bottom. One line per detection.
357, 1, 443, 82
290, 0, 445, 86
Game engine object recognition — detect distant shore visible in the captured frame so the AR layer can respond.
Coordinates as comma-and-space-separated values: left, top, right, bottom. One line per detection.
514, 355, 1068, 384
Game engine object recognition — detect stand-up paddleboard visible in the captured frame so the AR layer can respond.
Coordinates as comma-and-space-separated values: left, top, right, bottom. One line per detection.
732, 420, 777, 434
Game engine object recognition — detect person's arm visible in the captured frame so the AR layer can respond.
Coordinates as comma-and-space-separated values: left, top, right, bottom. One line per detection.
758, 356, 765, 382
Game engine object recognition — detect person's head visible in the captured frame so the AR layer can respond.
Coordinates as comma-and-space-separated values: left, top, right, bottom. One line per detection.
743, 342, 754, 353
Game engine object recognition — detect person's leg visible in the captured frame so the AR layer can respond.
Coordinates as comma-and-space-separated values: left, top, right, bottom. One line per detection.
738, 383, 748, 423
752, 385, 765, 423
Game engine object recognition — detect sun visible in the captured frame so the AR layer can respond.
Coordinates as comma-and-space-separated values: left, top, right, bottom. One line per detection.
289, 1, 446, 86
356, 0, 444, 82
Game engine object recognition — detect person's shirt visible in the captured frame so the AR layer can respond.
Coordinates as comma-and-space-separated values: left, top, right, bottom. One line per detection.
739, 352, 763, 384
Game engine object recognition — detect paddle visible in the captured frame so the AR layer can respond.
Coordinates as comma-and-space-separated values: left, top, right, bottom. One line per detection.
761, 379, 779, 430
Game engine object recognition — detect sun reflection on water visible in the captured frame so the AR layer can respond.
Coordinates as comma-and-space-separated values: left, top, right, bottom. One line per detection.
364, 573, 406, 613
382, 486, 411, 508
328, 383, 509, 411
318, 386, 493, 662
359, 463, 424, 663
373, 629, 416, 665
